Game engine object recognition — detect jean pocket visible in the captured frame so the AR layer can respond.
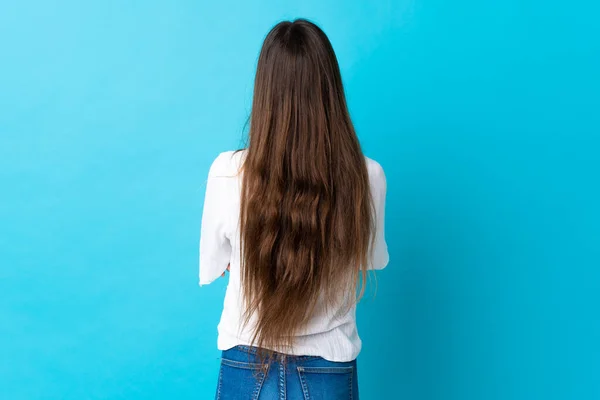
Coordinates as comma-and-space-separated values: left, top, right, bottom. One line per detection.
297, 365, 354, 400
216, 358, 268, 400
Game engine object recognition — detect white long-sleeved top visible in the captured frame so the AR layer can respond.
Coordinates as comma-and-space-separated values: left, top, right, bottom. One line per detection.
199, 150, 389, 362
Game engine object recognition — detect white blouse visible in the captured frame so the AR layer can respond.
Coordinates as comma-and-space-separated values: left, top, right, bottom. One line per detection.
199, 150, 389, 362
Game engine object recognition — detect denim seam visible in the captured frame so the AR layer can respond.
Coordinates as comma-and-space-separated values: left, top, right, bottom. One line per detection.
279, 357, 286, 400
221, 358, 265, 370
216, 364, 223, 400
298, 366, 354, 374
294, 355, 321, 362
235, 346, 321, 362
349, 367, 353, 400
236, 345, 258, 355
297, 367, 310, 400
251, 365, 268, 400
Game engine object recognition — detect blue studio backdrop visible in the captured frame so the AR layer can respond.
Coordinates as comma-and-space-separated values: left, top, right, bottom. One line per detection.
1, 1, 599, 399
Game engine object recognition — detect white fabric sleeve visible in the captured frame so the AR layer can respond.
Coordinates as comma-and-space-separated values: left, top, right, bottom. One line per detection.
198, 155, 232, 286
369, 163, 389, 270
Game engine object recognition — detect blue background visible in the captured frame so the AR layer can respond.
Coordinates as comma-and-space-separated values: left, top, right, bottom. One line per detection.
1, 1, 599, 399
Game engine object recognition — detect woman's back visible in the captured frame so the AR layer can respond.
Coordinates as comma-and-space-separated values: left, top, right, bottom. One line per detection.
199, 149, 388, 362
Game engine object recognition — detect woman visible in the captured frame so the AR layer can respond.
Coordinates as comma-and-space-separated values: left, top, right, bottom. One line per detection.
199, 19, 388, 400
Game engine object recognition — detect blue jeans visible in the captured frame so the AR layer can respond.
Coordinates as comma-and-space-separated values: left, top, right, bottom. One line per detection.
215, 345, 359, 400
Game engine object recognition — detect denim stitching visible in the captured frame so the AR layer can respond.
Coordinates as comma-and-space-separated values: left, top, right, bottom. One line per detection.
251, 365, 268, 400
235, 346, 321, 362
349, 367, 353, 400
279, 356, 286, 400
297, 367, 311, 400
216, 364, 223, 400
236, 345, 258, 355
293, 355, 322, 362
297, 366, 354, 374
221, 358, 265, 370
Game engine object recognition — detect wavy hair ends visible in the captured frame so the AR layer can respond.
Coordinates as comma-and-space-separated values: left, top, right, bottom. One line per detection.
239, 19, 375, 355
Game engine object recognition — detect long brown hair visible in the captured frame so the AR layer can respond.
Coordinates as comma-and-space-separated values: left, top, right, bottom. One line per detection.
239, 19, 374, 354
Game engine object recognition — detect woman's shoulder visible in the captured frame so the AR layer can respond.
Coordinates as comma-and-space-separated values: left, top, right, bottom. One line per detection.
364, 156, 386, 186
208, 149, 246, 178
